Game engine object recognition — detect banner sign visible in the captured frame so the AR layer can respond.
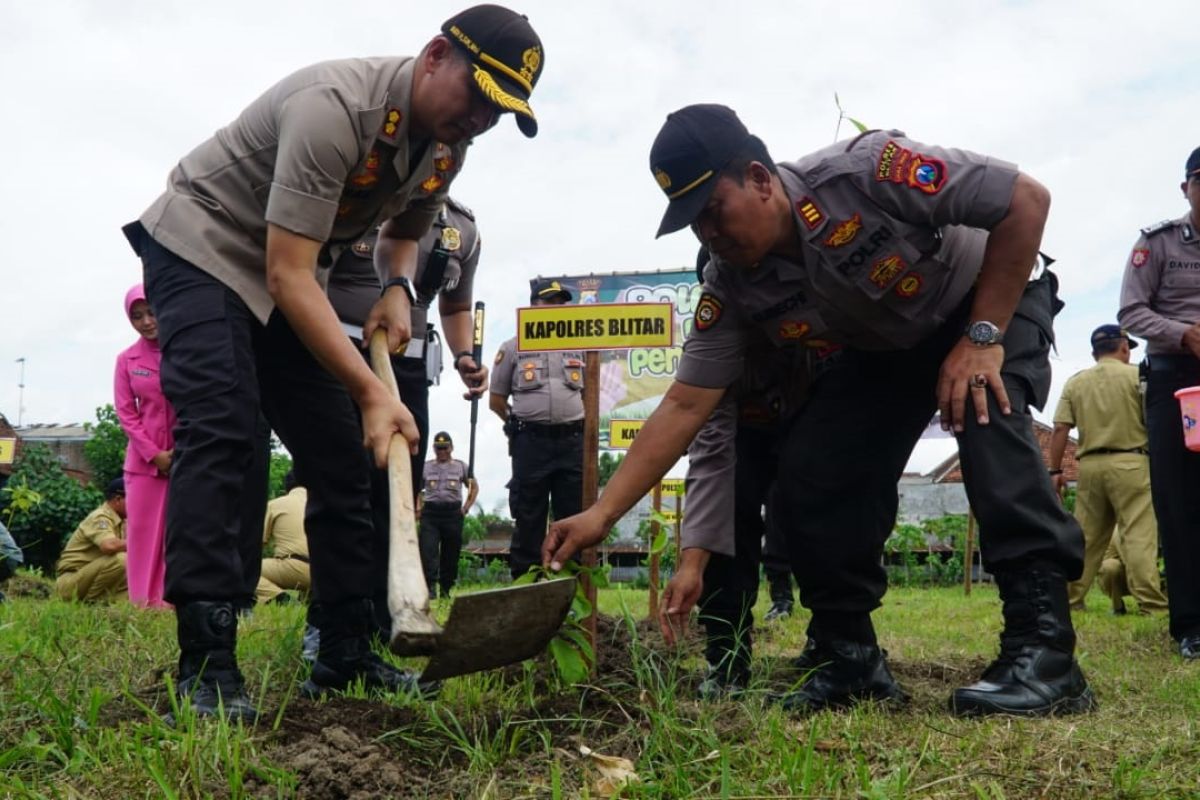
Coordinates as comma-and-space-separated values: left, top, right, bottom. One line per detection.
607, 419, 645, 450
516, 302, 674, 353
537, 270, 700, 448
0, 438, 14, 466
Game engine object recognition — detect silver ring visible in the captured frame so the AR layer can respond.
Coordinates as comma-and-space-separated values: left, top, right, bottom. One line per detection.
970, 373, 988, 389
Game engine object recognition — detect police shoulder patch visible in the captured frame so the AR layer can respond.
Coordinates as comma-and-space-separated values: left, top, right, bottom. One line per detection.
494, 349, 505, 365
694, 292, 723, 331
1141, 219, 1176, 237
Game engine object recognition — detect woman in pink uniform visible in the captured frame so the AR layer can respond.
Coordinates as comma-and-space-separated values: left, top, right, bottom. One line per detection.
114, 284, 175, 608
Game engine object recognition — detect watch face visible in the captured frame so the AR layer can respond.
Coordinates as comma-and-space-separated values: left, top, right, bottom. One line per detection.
968, 321, 1000, 344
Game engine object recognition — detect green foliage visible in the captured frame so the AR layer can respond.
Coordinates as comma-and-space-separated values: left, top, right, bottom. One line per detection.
1062, 486, 1077, 515
514, 562, 604, 685
885, 515, 969, 587
267, 439, 294, 500
462, 512, 485, 543
82, 404, 128, 489
0, 445, 102, 573
597, 452, 624, 487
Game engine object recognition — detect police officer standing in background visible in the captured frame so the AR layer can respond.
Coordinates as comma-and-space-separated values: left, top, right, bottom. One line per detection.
327, 197, 485, 635
122, 5, 546, 721
1048, 325, 1167, 614
547, 104, 1091, 718
418, 432, 478, 597
1118, 146, 1200, 659
490, 279, 584, 578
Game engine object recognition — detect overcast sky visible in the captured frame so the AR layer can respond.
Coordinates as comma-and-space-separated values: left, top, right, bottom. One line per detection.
2, 0, 1197, 510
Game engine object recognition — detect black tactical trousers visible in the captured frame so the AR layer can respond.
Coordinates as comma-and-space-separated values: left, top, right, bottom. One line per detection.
1145, 356, 1200, 641
508, 426, 583, 577
143, 236, 376, 608
771, 275, 1083, 642
699, 424, 780, 670
762, 511, 794, 604
418, 504, 464, 595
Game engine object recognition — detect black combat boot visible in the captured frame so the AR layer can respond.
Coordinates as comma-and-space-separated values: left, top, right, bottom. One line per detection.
772, 639, 908, 712
173, 601, 259, 724
301, 598, 436, 698
950, 563, 1096, 717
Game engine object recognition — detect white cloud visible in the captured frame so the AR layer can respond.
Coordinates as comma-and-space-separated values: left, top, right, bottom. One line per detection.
1, 0, 1197, 508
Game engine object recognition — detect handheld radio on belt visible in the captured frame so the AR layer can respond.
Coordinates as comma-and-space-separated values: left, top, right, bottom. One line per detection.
467, 301, 485, 483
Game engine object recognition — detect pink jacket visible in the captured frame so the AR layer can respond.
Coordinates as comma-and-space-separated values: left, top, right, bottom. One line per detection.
114, 286, 175, 477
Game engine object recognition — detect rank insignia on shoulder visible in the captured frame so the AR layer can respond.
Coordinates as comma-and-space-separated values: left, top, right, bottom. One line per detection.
1130, 248, 1150, 269
381, 108, 403, 140
1140, 219, 1175, 237
795, 197, 825, 231
441, 227, 462, 252
695, 292, 723, 331
421, 174, 445, 194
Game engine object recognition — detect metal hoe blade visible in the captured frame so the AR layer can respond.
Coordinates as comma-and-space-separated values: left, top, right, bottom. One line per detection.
419, 578, 577, 681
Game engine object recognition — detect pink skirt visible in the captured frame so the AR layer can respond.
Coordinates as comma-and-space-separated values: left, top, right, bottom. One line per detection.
124, 470, 170, 609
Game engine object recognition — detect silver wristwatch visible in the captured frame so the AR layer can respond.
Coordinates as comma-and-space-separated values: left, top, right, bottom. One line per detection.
965, 320, 1003, 346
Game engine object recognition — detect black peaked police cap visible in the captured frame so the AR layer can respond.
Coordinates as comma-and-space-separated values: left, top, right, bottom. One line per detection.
649, 104, 754, 238
442, 4, 544, 137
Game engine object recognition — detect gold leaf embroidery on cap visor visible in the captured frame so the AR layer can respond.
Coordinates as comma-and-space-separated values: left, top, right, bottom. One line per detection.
472, 65, 534, 118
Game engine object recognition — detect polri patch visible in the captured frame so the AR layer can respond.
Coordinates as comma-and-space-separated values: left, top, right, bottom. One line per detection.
795, 197, 825, 231
778, 320, 811, 340
876, 139, 946, 194
823, 213, 862, 247
494, 350, 505, 365
1131, 248, 1150, 269
694, 292, 723, 331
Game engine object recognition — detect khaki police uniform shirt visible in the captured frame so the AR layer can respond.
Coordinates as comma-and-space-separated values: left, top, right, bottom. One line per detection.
129, 57, 468, 324
422, 459, 468, 504
677, 130, 1018, 389
490, 337, 585, 423
263, 487, 309, 559
1053, 359, 1148, 456
1118, 214, 1200, 354
55, 503, 125, 575
326, 199, 481, 333
682, 337, 812, 556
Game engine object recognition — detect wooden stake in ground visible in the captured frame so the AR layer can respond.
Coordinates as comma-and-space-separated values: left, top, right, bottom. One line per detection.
647, 482, 662, 620
580, 352, 600, 667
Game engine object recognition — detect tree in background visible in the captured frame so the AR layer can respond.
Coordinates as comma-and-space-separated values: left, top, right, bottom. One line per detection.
0, 445, 102, 573
598, 452, 624, 487
83, 404, 128, 489
268, 436, 294, 499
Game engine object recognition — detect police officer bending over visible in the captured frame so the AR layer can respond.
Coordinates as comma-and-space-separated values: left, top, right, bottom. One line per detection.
122, 5, 545, 722
490, 279, 584, 578
1118, 145, 1200, 659
546, 104, 1091, 718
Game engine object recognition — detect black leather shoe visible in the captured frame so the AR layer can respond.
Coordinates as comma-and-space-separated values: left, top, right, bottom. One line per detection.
790, 638, 823, 672
771, 640, 907, 713
951, 564, 1096, 718
1180, 634, 1200, 660
170, 601, 260, 724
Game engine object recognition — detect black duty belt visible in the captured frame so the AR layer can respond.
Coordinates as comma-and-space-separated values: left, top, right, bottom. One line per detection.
1080, 447, 1148, 458
514, 420, 584, 437
423, 501, 461, 512
1147, 354, 1200, 372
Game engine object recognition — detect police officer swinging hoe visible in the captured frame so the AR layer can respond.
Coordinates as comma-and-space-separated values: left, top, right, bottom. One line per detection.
368, 323, 575, 681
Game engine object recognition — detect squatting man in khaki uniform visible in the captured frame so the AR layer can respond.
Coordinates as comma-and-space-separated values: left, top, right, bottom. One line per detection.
1048, 325, 1167, 614
255, 472, 311, 605
55, 479, 129, 603
122, 5, 546, 722
545, 104, 1091, 718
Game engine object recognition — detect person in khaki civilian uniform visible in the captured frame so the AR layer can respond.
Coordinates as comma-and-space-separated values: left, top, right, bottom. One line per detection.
418, 432, 478, 598
489, 279, 584, 578
545, 104, 1092, 718
55, 479, 129, 603
255, 472, 311, 605
121, 4, 546, 722
1048, 325, 1167, 614
1118, 145, 1200, 660
1098, 534, 1142, 616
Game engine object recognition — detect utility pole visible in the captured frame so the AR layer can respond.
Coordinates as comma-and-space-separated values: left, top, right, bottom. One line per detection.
15, 357, 25, 427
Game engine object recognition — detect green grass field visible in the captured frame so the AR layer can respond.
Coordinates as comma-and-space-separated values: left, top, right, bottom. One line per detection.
0, 574, 1196, 799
